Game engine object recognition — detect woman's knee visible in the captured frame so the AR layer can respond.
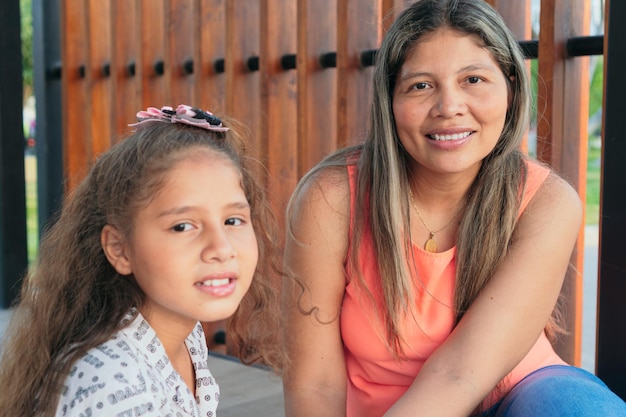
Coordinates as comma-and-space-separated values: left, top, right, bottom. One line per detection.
495, 365, 626, 417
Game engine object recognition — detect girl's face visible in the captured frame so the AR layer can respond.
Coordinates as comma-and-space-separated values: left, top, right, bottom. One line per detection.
392, 27, 510, 179
105, 150, 258, 329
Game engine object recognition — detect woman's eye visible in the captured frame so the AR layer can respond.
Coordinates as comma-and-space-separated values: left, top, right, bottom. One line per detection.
225, 218, 244, 226
467, 76, 482, 84
172, 223, 193, 232
411, 82, 430, 90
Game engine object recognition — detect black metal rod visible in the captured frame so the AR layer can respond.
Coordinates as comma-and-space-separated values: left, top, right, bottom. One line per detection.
102, 61, 110, 77
214, 58, 225, 74
153, 59, 164, 75
319, 52, 336, 68
127, 60, 136, 77
597, 0, 626, 400
74, 36, 602, 85
46, 61, 62, 79
518, 40, 539, 59
281, 54, 297, 70
360, 49, 377, 67
247, 56, 259, 72
355, 36, 602, 67
183, 58, 194, 75
567, 35, 603, 57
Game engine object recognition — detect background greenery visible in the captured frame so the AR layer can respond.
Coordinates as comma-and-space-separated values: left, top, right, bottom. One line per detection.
21, 0, 33, 97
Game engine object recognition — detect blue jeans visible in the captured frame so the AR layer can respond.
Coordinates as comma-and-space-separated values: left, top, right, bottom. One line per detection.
478, 365, 626, 417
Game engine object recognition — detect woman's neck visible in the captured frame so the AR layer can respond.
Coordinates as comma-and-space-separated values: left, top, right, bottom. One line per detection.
409, 171, 475, 212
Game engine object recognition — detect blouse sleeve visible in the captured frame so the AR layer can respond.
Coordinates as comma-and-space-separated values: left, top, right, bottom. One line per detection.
55, 348, 169, 417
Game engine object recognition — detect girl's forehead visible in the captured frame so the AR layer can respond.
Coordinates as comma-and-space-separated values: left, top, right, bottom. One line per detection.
174, 147, 238, 170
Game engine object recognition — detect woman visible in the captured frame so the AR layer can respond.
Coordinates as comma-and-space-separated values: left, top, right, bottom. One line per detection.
282, 1, 626, 416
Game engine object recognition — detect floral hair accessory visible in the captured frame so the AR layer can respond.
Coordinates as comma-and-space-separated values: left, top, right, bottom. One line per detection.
129, 104, 229, 132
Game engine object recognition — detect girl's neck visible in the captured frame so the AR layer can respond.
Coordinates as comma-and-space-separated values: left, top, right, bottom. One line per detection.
139, 306, 198, 395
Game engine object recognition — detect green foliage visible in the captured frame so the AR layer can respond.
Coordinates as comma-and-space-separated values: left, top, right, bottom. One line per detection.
589, 58, 604, 118
586, 146, 601, 225
529, 59, 539, 125
21, 0, 33, 95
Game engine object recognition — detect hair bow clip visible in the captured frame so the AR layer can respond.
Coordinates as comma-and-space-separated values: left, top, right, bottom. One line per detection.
129, 104, 229, 132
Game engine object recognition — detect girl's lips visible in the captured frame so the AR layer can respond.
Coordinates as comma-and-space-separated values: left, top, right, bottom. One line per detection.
195, 276, 237, 297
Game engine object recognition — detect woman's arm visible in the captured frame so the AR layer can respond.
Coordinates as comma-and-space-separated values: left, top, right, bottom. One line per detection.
282, 167, 351, 417
385, 173, 583, 417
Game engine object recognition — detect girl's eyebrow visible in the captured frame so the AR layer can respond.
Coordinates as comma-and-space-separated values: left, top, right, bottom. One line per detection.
157, 201, 251, 218
157, 206, 195, 218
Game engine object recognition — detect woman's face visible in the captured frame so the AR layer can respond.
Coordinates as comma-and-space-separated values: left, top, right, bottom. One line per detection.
392, 27, 511, 179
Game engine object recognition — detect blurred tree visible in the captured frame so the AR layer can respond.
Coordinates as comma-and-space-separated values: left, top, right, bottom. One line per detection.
21, 0, 33, 98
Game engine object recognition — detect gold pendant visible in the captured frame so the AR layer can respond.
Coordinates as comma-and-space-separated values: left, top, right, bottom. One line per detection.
424, 232, 437, 252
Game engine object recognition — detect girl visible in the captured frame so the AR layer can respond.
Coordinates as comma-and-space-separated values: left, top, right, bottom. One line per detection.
0, 105, 282, 416
281, 1, 626, 416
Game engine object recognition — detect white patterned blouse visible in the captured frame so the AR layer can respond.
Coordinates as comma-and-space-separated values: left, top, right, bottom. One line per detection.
55, 310, 220, 417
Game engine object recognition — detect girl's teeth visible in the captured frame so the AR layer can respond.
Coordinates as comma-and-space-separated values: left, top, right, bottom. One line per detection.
202, 278, 230, 287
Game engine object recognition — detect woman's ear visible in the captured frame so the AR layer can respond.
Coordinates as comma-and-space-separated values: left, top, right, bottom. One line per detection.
508, 75, 516, 107
101, 225, 133, 275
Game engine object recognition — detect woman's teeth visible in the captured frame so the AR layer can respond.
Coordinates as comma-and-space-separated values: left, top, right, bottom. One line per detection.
429, 131, 472, 141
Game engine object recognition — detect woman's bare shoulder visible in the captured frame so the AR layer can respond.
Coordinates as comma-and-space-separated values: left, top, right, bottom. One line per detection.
289, 164, 352, 224
517, 170, 583, 239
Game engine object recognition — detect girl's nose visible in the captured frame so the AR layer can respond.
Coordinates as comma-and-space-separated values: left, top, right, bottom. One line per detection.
201, 228, 236, 262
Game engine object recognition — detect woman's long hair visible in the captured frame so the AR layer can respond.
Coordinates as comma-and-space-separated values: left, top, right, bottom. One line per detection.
0, 119, 283, 416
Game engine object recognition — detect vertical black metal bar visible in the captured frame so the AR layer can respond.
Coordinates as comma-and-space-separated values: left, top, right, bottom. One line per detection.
0, 0, 28, 307
597, 0, 626, 400
33, 0, 64, 234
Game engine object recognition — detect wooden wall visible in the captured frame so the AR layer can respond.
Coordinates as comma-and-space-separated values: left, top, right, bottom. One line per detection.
59, 0, 590, 366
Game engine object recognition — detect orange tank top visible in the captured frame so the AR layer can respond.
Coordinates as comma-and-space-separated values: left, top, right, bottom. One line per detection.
341, 159, 566, 417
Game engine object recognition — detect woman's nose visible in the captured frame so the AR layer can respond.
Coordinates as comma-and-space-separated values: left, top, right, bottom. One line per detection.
430, 86, 467, 118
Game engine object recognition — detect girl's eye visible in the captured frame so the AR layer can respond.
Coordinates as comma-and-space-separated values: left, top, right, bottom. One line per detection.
172, 223, 193, 232
225, 218, 244, 226
467, 76, 482, 84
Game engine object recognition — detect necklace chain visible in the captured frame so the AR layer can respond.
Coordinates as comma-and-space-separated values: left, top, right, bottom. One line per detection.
409, 189, 464, 252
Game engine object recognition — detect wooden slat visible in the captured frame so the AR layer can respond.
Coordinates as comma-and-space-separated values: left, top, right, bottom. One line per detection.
537, 0, 589, 366
296, 0, 337, 176
88, 0, 113, 159
169, 0, 197, 106
62, 0, 91, 190
225, 0, 261, 162
139, 0, 169, 107
381, 0, 411, 29
489, 0, 531, 39
336, 0, 380, 148
112, 0, 141, 137
259, 0, 298, 230
198, 0, 226, 113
